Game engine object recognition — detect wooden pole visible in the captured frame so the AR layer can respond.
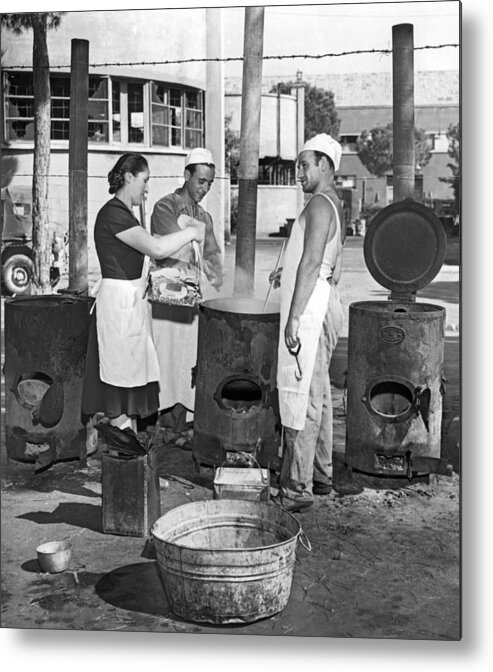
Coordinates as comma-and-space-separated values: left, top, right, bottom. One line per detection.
206, 7, 226, 257
234, 6, 264, 297
392, 24, 415, 202
68, 38, 89, 293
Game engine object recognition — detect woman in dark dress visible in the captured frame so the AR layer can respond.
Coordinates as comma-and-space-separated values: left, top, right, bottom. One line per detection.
82, 153, 204, 434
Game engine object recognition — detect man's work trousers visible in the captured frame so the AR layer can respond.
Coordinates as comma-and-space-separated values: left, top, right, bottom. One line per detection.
280, 286, 344, 500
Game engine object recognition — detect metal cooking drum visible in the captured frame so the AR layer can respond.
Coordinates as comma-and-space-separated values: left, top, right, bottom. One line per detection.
344, 199, 452, 478
4, 295, 93, 470
192, 297, 281, 471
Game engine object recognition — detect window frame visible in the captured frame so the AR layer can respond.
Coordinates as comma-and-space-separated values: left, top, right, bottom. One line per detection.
340, 134, 360, 153
2, 70, 205, 150
335, 174, 357, 189
150, 83, 204, 150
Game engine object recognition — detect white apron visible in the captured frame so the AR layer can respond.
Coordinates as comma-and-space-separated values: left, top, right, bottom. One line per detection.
92, 257, 160, 388
151, 269, 216, 412
278, 194, 342, 430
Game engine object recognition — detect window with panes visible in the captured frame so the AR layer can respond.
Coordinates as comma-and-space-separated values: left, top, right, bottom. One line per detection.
151, 84, 203, 149
3, 71, 204, 149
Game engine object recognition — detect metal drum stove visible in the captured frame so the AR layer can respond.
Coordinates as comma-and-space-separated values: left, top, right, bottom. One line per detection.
344, 199, 453, 479
192, 297, 281, 472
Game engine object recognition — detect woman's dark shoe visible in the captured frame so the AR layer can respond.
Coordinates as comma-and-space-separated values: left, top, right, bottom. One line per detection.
95, 422, 147, 456
313, 481, 332, 495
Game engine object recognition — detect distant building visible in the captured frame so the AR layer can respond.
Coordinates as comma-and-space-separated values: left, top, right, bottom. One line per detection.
226, 70, 459, 232
1, 9, 227, 278
225, 82, 304, 237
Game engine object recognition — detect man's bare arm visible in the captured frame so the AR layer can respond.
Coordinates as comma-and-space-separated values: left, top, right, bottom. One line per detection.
284, 195, 336, 349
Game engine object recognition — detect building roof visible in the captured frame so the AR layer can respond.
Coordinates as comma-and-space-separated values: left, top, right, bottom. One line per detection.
225, 70, 459, 107
338, 105, 459, 134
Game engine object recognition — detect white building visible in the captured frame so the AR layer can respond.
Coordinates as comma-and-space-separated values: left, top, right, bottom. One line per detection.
225, 86, 304, 237
1, 8, 227, 279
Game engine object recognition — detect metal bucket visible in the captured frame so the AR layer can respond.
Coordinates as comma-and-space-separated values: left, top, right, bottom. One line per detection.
193, 297, 281, 470
151, 499, 308, 624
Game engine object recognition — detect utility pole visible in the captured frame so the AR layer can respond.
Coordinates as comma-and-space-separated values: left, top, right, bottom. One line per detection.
68, 38, 89, 293
234, 6, 264, 297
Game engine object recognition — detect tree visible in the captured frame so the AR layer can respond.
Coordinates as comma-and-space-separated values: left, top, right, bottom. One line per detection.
224, 114, 240, 233
357, 123, 432, 178
224, 113, 240, 183
1, 12, 65, 294
270, 81, 340, 141
439, 123, 460, 213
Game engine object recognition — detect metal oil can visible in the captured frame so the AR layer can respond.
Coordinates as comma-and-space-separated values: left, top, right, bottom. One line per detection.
102, 446, 161, 537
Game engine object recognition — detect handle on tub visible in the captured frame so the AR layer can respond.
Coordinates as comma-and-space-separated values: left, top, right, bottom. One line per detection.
217, 451, 269, 485
298, 528, 312, 552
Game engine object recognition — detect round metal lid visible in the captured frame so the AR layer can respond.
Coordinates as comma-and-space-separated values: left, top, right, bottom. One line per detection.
363, 199, 447, 294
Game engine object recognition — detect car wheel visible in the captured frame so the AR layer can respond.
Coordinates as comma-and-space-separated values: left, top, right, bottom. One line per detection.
2, 253, 34, 295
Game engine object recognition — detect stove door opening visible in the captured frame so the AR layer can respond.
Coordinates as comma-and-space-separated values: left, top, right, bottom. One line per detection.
362, 376, 417, 423
214, 374, 263, 414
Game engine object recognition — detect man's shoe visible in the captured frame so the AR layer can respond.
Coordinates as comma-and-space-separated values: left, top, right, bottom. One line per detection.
313, 481, 332, 496
271, 493, 313, 513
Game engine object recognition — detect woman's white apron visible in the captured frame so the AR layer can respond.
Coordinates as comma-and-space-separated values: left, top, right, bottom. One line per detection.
91, 257, 160, 388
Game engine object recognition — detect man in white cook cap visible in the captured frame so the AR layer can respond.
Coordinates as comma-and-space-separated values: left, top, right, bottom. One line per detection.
271, 133, 345, 512
151, 148, 223, 431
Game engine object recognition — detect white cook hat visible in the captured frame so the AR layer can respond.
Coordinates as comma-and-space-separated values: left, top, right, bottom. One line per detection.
185, 147, 215, 168
300, 133, 342, 171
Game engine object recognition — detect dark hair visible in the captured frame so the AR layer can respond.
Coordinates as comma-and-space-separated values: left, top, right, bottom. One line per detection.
313, 150, 335, 173
108, 153, 149, 194
186, 162, 215, 175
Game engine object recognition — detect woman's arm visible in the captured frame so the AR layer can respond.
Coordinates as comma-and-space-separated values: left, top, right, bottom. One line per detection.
116, 219, 205, 260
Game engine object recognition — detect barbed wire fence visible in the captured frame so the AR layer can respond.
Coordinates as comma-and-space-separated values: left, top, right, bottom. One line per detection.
3, 42, 459, 181
5, 43, 459, 69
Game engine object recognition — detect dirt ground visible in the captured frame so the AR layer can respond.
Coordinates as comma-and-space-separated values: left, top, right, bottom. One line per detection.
0, 364, 460, 640
0, 237, 460, 640
0, 393, 460, 639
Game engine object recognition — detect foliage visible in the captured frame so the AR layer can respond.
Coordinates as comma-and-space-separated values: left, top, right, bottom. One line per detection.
224, 114, 240, 182
224, 115, 240, 233
360, 203, 383, 222
1, 12, 64, 32
357, 123, 432, 177
439, 123, 460, 213
269, 81, 340, 140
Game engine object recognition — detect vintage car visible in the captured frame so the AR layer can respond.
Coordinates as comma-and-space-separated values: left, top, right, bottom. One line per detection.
1, 187, 66, 295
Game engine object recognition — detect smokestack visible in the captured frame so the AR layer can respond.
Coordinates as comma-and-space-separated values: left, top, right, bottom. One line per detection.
234, 6, 265, 297
392, 23, 415, 202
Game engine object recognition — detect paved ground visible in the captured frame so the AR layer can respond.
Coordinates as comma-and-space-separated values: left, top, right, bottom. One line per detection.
1, 235, 460, 640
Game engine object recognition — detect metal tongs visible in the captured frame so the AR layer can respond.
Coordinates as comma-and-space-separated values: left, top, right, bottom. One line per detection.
288, 341, 303, 381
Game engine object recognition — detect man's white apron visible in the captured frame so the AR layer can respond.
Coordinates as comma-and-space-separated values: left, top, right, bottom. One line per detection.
91, 258, 160, 388
278, 195, 341, 431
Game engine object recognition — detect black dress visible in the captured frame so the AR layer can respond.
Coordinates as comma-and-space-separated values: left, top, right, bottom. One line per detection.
81, 197, 159, 420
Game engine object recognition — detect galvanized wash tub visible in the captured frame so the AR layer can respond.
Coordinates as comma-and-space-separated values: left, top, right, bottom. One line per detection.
151, 499, 308, 624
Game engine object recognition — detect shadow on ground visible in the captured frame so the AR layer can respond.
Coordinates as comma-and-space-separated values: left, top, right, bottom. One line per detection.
420, 281, 460, 304
17, 502, 102, 533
